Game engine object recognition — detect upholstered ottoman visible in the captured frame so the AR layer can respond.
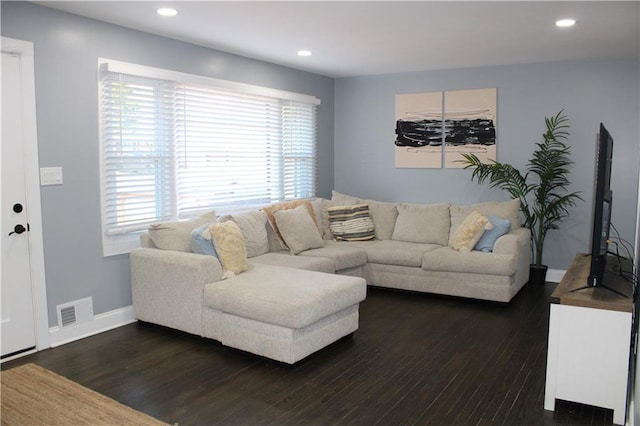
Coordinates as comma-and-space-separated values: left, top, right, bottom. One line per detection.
201, 263, 367, 364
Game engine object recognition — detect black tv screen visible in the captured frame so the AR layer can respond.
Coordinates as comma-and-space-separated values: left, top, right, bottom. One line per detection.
587, 123, 613, 287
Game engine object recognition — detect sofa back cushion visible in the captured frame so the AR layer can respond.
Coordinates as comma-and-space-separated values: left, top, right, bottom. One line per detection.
449, 199, 520, 243
361, 200, 398, 240
148, 210, 217, 252
392, 203, 450, 245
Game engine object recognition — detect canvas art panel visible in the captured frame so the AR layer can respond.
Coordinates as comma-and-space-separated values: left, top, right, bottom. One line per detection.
395, 92, 443, 168
444, 88, 497, 168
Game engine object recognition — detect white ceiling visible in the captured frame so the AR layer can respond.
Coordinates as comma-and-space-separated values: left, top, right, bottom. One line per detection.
37, 1, 640, 78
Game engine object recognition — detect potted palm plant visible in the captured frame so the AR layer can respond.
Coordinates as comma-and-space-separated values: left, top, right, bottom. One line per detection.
458, 110, 582, 285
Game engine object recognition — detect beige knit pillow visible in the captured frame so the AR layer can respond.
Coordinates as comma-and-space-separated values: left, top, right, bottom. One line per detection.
450, 211, 493, 252
209, 221, 248, 276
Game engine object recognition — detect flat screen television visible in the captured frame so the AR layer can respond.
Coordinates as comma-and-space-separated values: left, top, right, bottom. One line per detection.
587, 123, 614, 288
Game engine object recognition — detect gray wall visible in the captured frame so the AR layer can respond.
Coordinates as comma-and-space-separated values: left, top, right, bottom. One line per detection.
334, 59, 639, 270
1, 2, 335, 325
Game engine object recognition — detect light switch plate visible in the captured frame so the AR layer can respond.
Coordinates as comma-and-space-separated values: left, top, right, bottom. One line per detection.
40, 167, 63, 186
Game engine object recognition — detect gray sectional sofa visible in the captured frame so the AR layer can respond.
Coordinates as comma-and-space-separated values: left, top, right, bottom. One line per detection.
130, 192, 531, 363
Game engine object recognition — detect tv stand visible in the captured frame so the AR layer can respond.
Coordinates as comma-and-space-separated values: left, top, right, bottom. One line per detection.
569, 283, 629, 298
544, 253, 633, 425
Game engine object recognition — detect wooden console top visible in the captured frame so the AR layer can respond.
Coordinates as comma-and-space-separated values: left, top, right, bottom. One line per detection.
550, 253, 633, 313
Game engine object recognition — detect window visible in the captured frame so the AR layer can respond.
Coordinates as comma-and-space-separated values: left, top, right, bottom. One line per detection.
99, 59, 319, 256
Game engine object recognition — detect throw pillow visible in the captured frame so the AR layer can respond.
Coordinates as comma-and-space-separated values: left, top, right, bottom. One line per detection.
449, 199, 520, 242
209, 221, 248, 275
149, 210, 217, 252
262, 200, 317, 247
474, 215, 511, 252
391, 203, 451, 245
450, 211, 493, 252
274, 205, 325, 254
321, 198, 358, 240
190, 222, 218, 257
229, 211, 269, 258
327, 204, 376, 242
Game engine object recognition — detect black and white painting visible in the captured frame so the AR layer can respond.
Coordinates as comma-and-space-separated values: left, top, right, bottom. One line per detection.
394, 88, 497, 168
394, 92, 443, 168
444, 88, 497, 168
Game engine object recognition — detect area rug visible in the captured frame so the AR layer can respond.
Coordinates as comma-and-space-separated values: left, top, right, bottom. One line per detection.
1, 363, 168, 425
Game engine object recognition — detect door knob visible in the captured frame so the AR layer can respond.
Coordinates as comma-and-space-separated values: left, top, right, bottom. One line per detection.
8, 224, 27, 236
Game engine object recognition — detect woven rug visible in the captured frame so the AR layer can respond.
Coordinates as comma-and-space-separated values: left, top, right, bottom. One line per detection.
1, 363, 168, 425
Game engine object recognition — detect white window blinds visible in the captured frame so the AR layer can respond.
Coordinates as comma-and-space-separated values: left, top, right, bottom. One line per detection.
99, 59, 319, 251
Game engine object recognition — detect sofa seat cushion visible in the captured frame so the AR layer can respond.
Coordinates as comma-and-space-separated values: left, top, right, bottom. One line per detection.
203, 264, 366, 330
249, 251, 335, 273
348, 240, 441, 267
299, 242, 367, 271
421, 246, 517, 276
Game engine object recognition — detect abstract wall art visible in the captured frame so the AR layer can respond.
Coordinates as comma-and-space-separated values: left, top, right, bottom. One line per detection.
443, 88, 497, 168
394, 92, 443, 168
394, 88, 496, 169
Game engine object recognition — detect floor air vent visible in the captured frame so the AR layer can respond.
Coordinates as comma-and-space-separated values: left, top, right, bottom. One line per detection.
56, 297, 94, 328
59, 305, 76, 327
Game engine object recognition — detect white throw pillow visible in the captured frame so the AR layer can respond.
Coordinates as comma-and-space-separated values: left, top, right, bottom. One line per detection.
229, 211, 269, 258
274, 205, 325, 255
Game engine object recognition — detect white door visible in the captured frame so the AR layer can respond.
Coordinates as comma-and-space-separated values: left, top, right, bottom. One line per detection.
1, 38, 47, 359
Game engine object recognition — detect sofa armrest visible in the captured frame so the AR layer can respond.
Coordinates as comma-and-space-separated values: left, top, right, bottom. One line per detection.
130, 248, 223, 335
493, 227, 531, 255
493, 227, 532, 290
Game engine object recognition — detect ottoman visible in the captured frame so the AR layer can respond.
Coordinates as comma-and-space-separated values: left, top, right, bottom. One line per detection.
202, 263, 367, 364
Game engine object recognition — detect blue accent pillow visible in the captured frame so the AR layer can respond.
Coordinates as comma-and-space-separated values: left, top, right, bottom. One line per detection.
474, 215, 511, 252
190, 222, 218, 257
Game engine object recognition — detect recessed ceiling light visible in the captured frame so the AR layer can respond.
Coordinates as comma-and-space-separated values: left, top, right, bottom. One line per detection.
555, 18, 576, 28
297, 50, 312, 57
157, 7, 178, 17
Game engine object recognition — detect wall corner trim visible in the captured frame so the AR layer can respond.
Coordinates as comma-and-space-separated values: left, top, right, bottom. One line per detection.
49, 305, 136, 348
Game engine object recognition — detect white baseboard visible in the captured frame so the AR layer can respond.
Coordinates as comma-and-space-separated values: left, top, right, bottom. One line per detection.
49, 305, 136, 348
546, 269, 566, 283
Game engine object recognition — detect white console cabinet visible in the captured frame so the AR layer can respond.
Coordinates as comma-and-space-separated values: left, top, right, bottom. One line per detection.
544, 254, 633, 426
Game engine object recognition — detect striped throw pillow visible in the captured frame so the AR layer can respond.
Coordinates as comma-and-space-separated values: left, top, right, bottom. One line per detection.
327, 204, 375, 242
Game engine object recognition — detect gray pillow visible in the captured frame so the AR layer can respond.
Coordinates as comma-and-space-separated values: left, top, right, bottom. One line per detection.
274, 205, 324, 255
229, 211, 269, 258
392, 203, 451, 245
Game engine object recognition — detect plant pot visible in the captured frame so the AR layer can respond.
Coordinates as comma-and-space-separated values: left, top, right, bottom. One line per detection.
529, 264, 548, 285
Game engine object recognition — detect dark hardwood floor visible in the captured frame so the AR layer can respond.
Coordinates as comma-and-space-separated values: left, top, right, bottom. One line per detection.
3, 282, 616, 425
